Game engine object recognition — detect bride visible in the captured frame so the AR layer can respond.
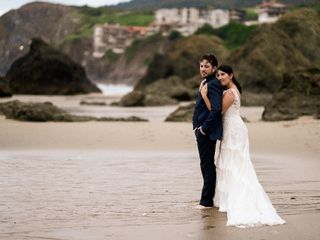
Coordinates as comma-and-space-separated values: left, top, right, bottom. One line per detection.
200, 65, 285, 228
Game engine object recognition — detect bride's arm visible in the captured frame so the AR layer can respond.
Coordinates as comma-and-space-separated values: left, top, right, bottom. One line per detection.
200, 84, 211, 111
201, 86, 235, 113
222, 90, 235, 114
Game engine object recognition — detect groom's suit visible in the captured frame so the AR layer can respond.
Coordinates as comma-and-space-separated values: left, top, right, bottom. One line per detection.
192, 73, 222, 207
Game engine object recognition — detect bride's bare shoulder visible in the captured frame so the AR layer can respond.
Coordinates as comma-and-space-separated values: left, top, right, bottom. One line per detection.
223, 89, 235, 98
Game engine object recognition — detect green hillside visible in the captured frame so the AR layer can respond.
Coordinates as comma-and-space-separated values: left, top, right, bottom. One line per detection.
61, 6, 154, 44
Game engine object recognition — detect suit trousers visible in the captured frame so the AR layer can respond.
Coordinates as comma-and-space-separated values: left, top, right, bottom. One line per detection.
195, 129, 217, 207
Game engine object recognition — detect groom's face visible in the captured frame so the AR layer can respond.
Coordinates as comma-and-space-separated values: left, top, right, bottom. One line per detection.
199, 60, 214, 79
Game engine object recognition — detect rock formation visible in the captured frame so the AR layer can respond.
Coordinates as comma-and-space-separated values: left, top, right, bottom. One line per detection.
6, 38, 101, 95
263, 68, 320, 121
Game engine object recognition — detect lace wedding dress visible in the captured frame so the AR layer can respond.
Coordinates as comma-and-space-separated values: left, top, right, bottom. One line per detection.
214, 88, 285, 228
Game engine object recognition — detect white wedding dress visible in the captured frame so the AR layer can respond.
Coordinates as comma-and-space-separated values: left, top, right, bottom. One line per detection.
214, 88, 285, 228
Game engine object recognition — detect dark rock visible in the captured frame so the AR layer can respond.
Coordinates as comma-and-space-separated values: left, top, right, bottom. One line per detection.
110, 101, 120, 106
143, 94, 177, 106
169, 86, 194, 101
165, 103, 195, 122
97, 116, 148, 122
120, 76, 198, 107
5, 38, 101, 95
80, 100, 107, 106
262, 68, 320, 121
120, 90, 145, 107
0, 100, 148, 122
0, 100, 71, 121
0, 76, 12, 97
135, 53, 173, 90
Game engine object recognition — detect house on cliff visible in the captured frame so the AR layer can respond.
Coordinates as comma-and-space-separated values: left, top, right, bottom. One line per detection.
256, 0, 287, 24
93, 24, 152, 58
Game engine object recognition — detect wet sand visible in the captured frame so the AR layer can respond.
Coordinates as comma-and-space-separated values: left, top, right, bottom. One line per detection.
0, 97, 319, 239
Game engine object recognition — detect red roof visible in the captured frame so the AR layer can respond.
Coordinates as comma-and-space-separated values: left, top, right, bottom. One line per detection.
257, 0, 287, 8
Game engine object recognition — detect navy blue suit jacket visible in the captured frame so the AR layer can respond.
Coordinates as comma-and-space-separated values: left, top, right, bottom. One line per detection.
192, 74, 223, 141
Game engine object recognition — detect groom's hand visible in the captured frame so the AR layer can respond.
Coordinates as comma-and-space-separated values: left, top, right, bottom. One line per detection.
199, 127, 206, 135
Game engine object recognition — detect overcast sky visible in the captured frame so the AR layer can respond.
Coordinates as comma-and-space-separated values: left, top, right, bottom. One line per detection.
0, 0, 130, 16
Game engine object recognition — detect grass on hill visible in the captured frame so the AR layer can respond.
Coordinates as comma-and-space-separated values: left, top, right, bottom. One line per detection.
195, 22, 257, 50
60, 6, 154, 45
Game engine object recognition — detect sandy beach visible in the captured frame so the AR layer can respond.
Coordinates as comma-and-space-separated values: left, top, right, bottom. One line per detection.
0, 95, 319, 240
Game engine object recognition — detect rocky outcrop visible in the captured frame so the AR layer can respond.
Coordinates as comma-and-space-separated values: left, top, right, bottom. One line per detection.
80, 100, 107, 106
5, 38, 101, 95
0, 76, 12, 97
165, 103, 195, 122
0, 100, 72, 121
230, 9, 320, 93
0, 100, 147, 122
100, 34, 170, 85
135, 35, 229, 89
262, 68, 320, 121
120, 35, 229, 106
119, 75, 198, 106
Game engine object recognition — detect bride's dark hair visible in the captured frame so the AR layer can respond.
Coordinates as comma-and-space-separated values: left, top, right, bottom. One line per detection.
218, 65, 242, 93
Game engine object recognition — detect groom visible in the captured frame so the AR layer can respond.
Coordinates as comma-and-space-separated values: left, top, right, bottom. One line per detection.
192, 53, 223, 208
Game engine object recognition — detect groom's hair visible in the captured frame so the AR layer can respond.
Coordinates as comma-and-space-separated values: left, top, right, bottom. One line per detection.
199, 53, 218, 67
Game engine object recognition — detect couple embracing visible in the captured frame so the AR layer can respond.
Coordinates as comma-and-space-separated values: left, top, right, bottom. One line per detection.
192, 53, 285, 228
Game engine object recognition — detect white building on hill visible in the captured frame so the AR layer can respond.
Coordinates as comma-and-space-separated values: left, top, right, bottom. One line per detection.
256, 0, 287, 24
154, 8, 230, 36
93, 23, 151, 58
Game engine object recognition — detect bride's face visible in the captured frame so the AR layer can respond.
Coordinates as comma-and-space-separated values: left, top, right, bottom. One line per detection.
217, 70, 233, 86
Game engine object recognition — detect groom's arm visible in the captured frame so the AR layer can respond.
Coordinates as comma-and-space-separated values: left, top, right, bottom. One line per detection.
192, 93, 201, 130
200, 81, 222, 135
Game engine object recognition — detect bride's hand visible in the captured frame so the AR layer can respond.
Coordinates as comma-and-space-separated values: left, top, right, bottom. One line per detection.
201, 84, 208, 97
199, 80, 206, 92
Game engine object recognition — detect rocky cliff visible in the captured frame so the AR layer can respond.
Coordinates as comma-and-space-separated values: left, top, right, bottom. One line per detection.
0, 2, 80, 76
119, 35, 229, 106
0, 76, 12, 97
230, 8, 320, 93
0, 2, 156, 85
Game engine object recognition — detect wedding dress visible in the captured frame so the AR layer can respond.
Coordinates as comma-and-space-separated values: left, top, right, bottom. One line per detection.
214, 88, 285, 228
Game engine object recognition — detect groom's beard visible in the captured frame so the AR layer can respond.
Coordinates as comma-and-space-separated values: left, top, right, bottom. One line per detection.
201, 71, 214, 79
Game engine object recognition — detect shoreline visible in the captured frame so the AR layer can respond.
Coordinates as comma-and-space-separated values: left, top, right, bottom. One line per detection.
0, 110, 319, 240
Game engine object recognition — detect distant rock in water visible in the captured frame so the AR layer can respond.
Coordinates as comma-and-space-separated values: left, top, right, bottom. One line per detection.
262, 68, 320, 121
5, 38, 101, 95
0, 100, 148, 122
0, 76, 12, 97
